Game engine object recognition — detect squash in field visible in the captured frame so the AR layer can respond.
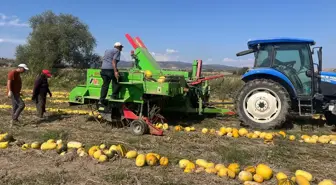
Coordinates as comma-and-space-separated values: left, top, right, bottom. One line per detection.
253, 174, 264, 183
195, 167, 205, 173
289, 135, 296, 141
125, 150, 138, 159
56, 143, 68, 154
238, 128, 248, 136
256, 164, 273, 180
264, 133, 273, 140
146, 152, 160, 160
145, 154, 158, 166
318, 179, 335, 185
201, 128, 208, 134
227, 169, 236, 179
109, 145, 118, 151
296, 175, 310, 185
0, 141, 9, 149
179, 159, 191, 169
244, 166, 256, 174
206, 162, 215, 169
184, 162, 196, 173
98, 154, 108, 162
116, 144, 127, 157
47, 139, 55, 144
195, 159, 208, 168
0, 133, 14, 142
228, 163, 240, 174
276, 172, 288, 181
31, 142, 41, 149
295, 170, 313, 181
41, 142, 57, 150
219, 127, 227, 134
93, 150, 102, 159
215, 164, 226, 171
217, 168, 229, 177
238, 171, 253, 182
278, 178, 296, 185
67, 141, 83, 149
159, 157, 169, 166
88, 146, 99, 157
135, 154, 146, 167
205, 167, 217, 174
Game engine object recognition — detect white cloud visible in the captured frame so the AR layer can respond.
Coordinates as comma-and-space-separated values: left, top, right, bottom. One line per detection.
207, 58, 213, 62
150, 51, 180, 62
166, 48, 178, 54
0, 13, 28, 27
223, 57, 254, 67
0, 38, 26, 44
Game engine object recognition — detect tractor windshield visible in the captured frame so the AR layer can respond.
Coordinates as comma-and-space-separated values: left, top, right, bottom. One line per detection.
254, 43, 312, 95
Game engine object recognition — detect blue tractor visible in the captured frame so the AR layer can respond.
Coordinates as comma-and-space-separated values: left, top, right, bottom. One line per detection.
235, 38, 336, 129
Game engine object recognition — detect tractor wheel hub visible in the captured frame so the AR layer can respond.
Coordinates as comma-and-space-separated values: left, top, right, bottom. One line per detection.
243, 88, 281, 123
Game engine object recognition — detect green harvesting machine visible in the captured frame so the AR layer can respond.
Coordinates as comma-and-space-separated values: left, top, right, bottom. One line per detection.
68, 33, 234, 136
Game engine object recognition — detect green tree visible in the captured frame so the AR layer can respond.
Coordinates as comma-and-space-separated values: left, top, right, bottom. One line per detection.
15, 10, 97, 73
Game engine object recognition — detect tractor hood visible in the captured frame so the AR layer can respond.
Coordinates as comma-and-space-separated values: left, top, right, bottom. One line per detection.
321, 71, 336, 85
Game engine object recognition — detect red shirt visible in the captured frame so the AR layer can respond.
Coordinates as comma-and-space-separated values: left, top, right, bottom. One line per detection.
8, 70, 22, 95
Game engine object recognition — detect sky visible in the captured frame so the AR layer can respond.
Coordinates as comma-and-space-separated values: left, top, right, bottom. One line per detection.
0, 0, 335, 68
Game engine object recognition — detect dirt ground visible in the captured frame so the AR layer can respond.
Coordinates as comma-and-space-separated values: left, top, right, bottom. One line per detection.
0, 89, 335, 185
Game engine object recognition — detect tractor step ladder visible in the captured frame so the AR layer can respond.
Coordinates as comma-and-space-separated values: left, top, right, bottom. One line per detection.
298, 96, 314, 117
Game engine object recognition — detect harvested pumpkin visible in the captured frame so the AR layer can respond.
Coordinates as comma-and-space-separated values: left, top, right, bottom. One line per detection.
88, 146, 99, 157
256, 164, 273, 180
228, 163, 240, 174
238, 171, 253, 182
41, 142, 57, 150
135, 154, 146, 167
295, 170, 313, 181
244, 166, 256, 174
179, 159, 190, 169
195, 159, 208, 168
253, 174, 264, 183
93, 150, 102, 159
145, 154, 158, 166
227, 169, 236, 179
67, 141, 83, 149
98, 154, 108, 162
318, 179, 335, 185
159, 157, 169, 166
31, 142, 41, 149
125, 150, 138, 159
217, 168, 229, 177
296, 175, 310, 185
215, 164, 226, 171
0, 141, 9, 149
276, 172, 288, 181
278, 178, 296, 185
205, 167, 217, 174
238, 128, 248, 136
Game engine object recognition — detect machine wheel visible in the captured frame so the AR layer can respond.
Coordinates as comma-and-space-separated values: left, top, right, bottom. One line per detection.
130, 119, 149, 136
236, 79, 291, 130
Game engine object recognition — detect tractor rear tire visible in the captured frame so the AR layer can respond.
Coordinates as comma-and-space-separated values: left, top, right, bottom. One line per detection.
236, 79, 291, 130
130, 120, 149, 136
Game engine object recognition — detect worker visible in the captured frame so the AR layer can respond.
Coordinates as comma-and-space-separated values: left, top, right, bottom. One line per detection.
99, 42, 123, 105
7, 63, 29, 126
32, 69, 52, 119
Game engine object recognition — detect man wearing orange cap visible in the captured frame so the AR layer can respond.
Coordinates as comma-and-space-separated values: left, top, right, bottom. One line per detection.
32, 69, 52, 119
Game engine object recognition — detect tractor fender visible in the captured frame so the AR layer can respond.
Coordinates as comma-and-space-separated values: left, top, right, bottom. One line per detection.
241, 68, 297, 98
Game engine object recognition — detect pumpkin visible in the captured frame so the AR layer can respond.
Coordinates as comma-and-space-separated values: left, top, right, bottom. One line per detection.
40, 142, 57, 150
259, 132, 266, 139
195, 167, 205, 173
244, 166, 256, 174
144, 70, 152, 78
238, 171, 253, 182
233, 131, 239, 138
253, 174, 264, 183
116, 144, 127, 157
135, 154, 146, 167
264, 133, 273, 140
98, 154, 108, 162
256, 164, 273, 180
226, 127, 233, 133
289, 135, 296, 141
179, 159, 190, 169
254, 131, 261, 136
159, 157, 169, 166
238, 128, 248, 136
217, 131, 225, 136
88, 146, 99, 157
295, 170, 313, 181
184, 162, 196, 172
175, 125, 182, 131
205, 167, 217, 174
219, 127, 227, 134
31, 142, 41, 149
99, 143, 106, 150
217, 168, 229, 177
278, 178, 296, 185
210, 129, 216, 134
206, 162, 215, 169
21, 143, 29, 150
145, 154, 158, 166
296, 175, 310, 185
276, 172, 288, 181
67, 141, 83, 149
227, 169, 236, 179
109, 145, 118, 151
228, 163, 240, 174
215, 164, 226, 171
318, 179, 335, 185
93, 150, 102, 159
201, 128, 208, 134
251, 134, 259, 139
125, 150, 138, 159
279, 131, 286, 138
195, 159, 208, 168
47, 139, 55, 144
56, 143, 68, 154
184, 127, 191, 132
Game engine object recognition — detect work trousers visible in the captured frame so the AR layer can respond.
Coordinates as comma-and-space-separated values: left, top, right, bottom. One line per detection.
11, 94, 25, 120
100, 69, 121, 102
35, 94, 47, 118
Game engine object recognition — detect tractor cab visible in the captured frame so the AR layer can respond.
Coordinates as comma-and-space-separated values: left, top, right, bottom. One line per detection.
237, 38, 319, 97
234, 38, 336, 130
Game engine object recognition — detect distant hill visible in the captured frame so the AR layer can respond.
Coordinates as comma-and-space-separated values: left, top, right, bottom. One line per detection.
117, 61, 240, 72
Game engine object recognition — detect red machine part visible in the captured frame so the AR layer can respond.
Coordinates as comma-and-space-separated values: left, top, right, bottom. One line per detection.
189, 74, 225, 85
122, 105, 164, 136
135, 37, 147, 49
125, 33, 138, 50
196, 59, 202, 79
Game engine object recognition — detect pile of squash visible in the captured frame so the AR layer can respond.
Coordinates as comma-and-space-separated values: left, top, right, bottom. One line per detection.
127, 151, 169, 167
178, 158, 335, 185
0, 132, 15, 149
172, 125, 336, 145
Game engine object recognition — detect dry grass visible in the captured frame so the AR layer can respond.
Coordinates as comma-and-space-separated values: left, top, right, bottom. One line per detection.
0, 68, 335, 184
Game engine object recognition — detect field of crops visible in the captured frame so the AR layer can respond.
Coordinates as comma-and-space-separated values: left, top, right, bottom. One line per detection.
0, 66, 335, 185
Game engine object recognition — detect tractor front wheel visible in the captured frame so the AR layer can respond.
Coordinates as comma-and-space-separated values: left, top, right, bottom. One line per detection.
130, 120, 149, 136
236, 79, 291, 130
